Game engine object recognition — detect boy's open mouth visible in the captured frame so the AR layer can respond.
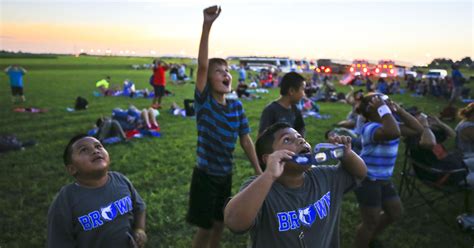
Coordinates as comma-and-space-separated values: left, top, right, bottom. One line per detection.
223, 79, 230, 87
298, 146, 311, 155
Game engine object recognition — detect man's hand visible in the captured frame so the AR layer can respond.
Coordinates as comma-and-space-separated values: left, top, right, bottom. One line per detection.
134, 229, 147, 248
203, 5, 221, 24
265, 150, 294, 180
328, 135, 352, 154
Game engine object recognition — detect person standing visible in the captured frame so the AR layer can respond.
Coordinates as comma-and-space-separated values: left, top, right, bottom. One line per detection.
187, 6, 261, 248
151, 59, 169, 109
5, 65, 27, 103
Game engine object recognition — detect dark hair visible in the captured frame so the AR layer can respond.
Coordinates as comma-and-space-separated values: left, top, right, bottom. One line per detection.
459, 102, 474, 120
255, 122, 291, 171
355, 92, 382, 119
280, 72, 305, 95
63, 134, 89, 166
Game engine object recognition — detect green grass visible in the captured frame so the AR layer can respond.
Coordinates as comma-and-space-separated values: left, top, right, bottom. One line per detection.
0, 56, 473, 247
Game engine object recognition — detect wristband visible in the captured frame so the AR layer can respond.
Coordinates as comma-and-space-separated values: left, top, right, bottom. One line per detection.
377, 105, 392, 118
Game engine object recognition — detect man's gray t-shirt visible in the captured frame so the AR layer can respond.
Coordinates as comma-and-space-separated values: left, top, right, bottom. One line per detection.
240, 165, 355, 248
259, 101, 305, 136
47, 171, 146, 248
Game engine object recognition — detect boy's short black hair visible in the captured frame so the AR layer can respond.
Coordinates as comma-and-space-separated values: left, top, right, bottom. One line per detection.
355, 92, 382, 119
255, 122, 291, 171
63, 134, 89, 166
280, 72, 305, 95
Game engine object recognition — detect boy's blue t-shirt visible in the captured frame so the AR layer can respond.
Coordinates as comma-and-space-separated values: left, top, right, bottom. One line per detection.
7, 68, 25, 87
360, 122, 400, 180
194, 86, 250, 176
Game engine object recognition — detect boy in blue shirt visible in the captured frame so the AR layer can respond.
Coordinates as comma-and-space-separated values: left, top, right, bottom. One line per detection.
4, 65, 27, 103
186, 5, 261, 248
47, 134, 147, 248
353, 93, 422, 248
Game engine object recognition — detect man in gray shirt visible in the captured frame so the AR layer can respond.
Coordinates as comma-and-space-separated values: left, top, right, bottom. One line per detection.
224, 123, 367, 247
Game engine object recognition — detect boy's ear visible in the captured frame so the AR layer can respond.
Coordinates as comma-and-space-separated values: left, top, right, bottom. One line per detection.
66, 164, 77, 177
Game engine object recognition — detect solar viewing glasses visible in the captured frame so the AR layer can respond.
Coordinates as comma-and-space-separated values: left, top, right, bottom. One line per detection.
289, 143, 346, 166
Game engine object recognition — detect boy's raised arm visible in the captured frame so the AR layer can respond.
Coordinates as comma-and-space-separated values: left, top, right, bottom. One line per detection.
196, 6, 221, 93
224, 150, 293, 232
371, 96, 401, 142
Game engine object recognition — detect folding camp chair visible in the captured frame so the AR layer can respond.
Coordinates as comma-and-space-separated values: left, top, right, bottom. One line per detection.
400, 147, 472, 224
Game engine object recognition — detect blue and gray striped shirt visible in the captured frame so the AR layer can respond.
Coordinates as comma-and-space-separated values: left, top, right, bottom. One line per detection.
195, 86, 250, 176
360, 122, 400, 180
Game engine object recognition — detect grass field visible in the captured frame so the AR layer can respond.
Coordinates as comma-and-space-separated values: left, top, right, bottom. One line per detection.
0, 55, 473, 248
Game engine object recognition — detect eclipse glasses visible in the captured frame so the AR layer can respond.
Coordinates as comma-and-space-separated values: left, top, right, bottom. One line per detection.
288, 143, 345, 166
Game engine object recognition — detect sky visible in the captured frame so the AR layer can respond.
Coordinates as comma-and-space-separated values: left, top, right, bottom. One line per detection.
0, 0, 472, 65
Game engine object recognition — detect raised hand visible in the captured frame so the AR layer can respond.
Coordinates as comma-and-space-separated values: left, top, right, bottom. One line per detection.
203, 5, 221, 24
369, 95, 386, 110
386, 99, 401, 113
265, 150, 294, 180
328, 135, 352, 153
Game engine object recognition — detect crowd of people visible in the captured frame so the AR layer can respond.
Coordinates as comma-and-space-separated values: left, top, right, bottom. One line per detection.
4, 6, 472, 248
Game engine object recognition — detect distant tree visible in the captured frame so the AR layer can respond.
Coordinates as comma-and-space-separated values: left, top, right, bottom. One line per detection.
456, 57, 472, 68
428, 58, 454, 68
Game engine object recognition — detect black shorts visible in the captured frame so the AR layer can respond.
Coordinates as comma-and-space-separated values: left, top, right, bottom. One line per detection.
354, 179, 399, 208
186, 167, 232, 229
11, 86, 23, 96
153, 85, 165, 97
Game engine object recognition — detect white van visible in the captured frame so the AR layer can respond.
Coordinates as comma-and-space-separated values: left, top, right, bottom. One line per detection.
423, 69, 448, 79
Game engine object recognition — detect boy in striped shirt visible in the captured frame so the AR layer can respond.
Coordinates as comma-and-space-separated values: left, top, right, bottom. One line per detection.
186, 6, 261, 248
353, 93, 422, 248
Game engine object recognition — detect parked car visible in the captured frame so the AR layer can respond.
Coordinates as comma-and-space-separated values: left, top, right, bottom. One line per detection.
423, 69, 448, 79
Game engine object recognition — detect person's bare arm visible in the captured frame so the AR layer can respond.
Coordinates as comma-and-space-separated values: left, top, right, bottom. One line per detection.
224, 150, 293, 232
371, 96, 401, 142
417, 115, 436, 149
240, 134, 262, 175
430, 116, 456, 138
388, 101, 423, 138
329, 135, 367, 179
196, 6, 221, 93
133, 210, 147, 248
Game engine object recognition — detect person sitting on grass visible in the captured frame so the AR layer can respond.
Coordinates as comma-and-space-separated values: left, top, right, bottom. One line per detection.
95, 116, 128, 143
47, 134, 147, 248
112, 105, 159, 131
224, 122, 367, 247
96, 76, 113, 96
